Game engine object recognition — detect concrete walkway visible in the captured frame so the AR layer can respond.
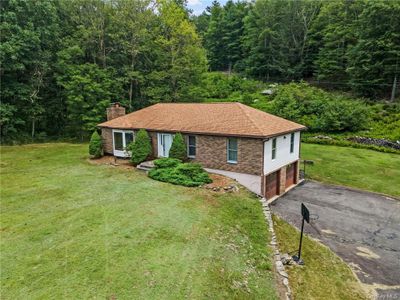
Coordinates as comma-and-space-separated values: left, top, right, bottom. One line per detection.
205, 168, 261, 195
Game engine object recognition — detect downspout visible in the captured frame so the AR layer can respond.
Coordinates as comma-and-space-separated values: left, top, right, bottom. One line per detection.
261, 140, 265, 197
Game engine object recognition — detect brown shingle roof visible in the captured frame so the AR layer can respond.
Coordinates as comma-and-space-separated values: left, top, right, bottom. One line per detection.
98, 102, 306, 138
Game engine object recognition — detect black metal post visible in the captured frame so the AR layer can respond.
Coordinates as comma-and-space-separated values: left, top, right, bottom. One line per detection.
298, 216, 305, 260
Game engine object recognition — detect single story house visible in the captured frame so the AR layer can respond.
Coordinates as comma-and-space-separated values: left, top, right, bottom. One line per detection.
98, 102, 306, 199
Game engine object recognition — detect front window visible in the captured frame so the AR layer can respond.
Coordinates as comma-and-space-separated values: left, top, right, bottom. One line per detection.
125, 132, 134, 147
290, 133, 295, 153
227, 138, 238, 163
114, 132, 123, 151
113, 130, 135, 157
272, 138, 277, 160
188, 135, 196, 157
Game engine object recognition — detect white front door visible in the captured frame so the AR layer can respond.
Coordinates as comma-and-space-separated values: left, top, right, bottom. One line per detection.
113, 130, 134, 157
158, 133, 173, 157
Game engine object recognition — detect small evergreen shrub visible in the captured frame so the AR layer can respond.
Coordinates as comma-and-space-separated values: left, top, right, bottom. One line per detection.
148, 161, 212, 187
169, 133, 187, 161
89, 131, 103, 158
128, 129, 152, 165
153, 157, 182, 168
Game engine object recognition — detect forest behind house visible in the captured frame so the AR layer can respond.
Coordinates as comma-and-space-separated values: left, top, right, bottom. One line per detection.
1, 0, 399, 147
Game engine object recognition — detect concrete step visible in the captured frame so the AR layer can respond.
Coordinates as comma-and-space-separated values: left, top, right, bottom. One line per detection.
136, 160, 155, 171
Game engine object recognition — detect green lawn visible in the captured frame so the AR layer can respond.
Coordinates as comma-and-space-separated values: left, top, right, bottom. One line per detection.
0, 143, 277, 299
272, 215, 368, 300
301, 143, 400, 197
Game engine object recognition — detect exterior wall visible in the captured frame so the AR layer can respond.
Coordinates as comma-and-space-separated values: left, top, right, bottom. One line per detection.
263, 131, 300, 175
189, 135, 264, 175
101, 128, 113, 154
101, 128, 264, 175
279, 166, 287, 194
102, 128, 158, 158
148, 131, 158, 158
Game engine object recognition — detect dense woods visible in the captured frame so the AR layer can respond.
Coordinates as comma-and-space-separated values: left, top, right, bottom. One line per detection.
195, 0, 399, 99
1, 0, 399, 143
1, 0, 206, 141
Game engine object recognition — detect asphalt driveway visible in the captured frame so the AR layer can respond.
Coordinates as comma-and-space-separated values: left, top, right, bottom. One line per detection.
271, 181, 400, 299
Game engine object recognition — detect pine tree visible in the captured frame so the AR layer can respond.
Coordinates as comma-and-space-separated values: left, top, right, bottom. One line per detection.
129, 129, 152, 165
169, 133, 187, 161
346, 0, 400, 98
89, 131, 103, 158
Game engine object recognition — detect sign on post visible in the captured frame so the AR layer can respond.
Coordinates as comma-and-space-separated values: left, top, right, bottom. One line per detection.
293, 203, 310, 265
301, 203, 310, 223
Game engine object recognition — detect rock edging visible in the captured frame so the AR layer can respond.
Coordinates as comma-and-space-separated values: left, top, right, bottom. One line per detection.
259, 197, 292, 300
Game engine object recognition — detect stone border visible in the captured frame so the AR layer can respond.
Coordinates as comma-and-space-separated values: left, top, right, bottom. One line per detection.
259, 197, 292, 300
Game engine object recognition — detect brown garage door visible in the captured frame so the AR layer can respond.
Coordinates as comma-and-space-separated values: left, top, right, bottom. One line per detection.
286, 163, 295, 188
265, 171, 280, 199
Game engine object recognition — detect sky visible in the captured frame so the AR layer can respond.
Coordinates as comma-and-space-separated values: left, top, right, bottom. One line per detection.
187, 0, 228, 15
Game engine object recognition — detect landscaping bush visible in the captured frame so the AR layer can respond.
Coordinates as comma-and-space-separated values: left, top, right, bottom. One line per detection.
256, 82, 371, 133
200, 72, 263, 99
169, 133, 187, 161
153, 157, 182, 168
88, 131, 103, 158
148, 160, 212, 187
128, 129, 152, 165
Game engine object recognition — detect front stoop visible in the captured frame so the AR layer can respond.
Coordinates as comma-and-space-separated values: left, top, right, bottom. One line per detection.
137, 160, 155, 172
259, 197, 292, 300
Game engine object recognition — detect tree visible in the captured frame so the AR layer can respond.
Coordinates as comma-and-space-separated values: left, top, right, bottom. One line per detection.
242, 0, 320, 80
310, 0, 363, 83
146, 0, 207, 102
110, 0, 154, 111
346, 0, 400, 98
204, 1, 225, 70
89, 131, 103, 158
128, 129, 152, 165
57, 62, 122, 139
0, 0, 61, 139
169, 133, 187, 161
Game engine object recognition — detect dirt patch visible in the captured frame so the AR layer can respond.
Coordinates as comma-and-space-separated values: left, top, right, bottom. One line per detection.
203, 174, 240, 193
88, 155, 134, 170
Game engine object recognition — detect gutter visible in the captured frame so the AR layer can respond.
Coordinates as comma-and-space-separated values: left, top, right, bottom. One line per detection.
97, 126, 307, 140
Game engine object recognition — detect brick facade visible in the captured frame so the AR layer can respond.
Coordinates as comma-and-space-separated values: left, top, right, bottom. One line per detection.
101, 128, 263, 175
148, 131, 158, 158
101, 128, 113, 154
188, 135, 263, 175
279, 166, 287, 194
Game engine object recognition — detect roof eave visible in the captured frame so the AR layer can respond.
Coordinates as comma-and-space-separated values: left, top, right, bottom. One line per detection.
97, 125, 306, 139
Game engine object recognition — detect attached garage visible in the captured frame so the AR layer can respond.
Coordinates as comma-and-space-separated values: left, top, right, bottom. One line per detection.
265, 170, 280, 200
285, 162, 296, 188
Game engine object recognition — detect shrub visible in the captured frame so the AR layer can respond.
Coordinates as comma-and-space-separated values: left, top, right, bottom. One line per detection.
169, 133, 187, 161
265, 82, 371, 132
148, 161, 212, 187
153, 157, 182, 168
128, 129, 152, 165
89, 131, 103, 158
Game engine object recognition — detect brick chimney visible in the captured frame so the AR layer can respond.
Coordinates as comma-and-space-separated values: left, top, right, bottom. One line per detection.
107, 102, 126, 120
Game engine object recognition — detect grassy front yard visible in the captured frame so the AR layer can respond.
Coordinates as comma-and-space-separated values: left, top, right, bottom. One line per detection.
301, 143, 400, 197
0, 143, 277, 299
